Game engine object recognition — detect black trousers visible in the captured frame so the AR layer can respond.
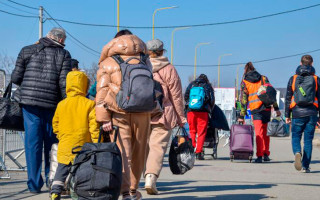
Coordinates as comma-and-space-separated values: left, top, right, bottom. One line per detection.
51, 163, 71, 194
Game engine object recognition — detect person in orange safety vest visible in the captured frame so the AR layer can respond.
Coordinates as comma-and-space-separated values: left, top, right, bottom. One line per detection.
238, 62, 281, 163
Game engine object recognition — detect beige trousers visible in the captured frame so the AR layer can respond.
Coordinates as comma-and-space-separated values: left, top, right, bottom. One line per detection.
111, 112, 150, 193
145, 124, 171, 177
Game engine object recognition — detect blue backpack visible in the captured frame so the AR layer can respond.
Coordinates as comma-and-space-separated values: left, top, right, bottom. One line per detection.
188, 87, 205, 110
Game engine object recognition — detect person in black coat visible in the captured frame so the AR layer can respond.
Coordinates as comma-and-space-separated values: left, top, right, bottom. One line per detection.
11, 27, 72, 193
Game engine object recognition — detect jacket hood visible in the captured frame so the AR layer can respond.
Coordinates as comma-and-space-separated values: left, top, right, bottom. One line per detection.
39, 37, 65, 48
195, 77, 208, 84
296, 65, 315, 76
150, 56, 170, 72
244, 70, 262, 83
99, 35, 147, 63
66, 71, 89, 97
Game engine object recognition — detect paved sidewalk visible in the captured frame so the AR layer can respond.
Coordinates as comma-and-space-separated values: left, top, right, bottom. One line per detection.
1, 137, 320, 200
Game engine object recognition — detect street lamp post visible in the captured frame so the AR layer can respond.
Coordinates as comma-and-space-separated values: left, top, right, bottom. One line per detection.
117, 0, 120, 32
171, 27, 190, 64
152, 6, 178, 40
236, 65, 243, 99
194, 42, 211, 80
218, 53, 232, 88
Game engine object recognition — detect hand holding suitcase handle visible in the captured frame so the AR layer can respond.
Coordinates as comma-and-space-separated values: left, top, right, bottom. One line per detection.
98, 126, 119, 143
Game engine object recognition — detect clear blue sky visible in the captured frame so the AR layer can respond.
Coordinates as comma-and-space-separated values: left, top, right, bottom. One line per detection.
1, 0, 320, 88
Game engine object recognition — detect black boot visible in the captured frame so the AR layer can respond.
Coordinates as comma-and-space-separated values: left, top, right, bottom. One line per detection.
196, 152, 204, 160
264, 154, 270, 162
255, 156, 263, 163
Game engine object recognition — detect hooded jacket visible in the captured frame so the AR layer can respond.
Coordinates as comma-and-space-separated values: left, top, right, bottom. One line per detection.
150, 56, 187, 129
184, 76, 215, 113
239, 70, 279, 122
11, 37, 72, 109
52, 71, 100, 165
95, 35, 151, 122
285, 65, 320, 118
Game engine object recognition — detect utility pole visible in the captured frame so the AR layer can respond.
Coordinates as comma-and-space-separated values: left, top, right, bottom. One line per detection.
117, 0, 120, 32
39, 6, 43, 39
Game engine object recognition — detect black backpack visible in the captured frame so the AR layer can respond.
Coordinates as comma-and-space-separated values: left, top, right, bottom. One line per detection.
112, 54, 156, 113
70, 127, 122, 200
293, 75, 316, 106
257, 76, 277, 107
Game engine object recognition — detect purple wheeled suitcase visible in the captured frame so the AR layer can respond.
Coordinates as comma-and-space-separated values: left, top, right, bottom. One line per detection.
230, 124, 254, 162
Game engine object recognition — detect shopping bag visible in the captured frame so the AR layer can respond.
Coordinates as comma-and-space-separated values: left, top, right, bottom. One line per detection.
0, 82, 24, 131
267, 118, 290, 137
169, 127, 195, 175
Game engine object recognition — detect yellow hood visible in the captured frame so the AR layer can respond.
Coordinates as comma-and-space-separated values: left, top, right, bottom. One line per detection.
66, 71, 89, 97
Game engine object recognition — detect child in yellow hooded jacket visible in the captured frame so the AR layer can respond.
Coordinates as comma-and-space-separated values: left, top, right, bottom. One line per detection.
50, 71, 100, 199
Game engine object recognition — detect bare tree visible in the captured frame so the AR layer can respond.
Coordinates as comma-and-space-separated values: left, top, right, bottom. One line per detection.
0, 52, 15, 75
82, 62, 99, 85
211, 79, 217, 88
188, 75, 194, 83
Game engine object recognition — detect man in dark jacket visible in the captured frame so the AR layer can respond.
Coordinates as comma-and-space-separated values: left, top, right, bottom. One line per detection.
185, 74, 215, 160
285, 55, 320, 173
11, 27, 72, 193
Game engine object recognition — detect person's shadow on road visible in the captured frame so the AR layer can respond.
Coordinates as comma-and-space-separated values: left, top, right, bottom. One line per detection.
144, 193, 270, 200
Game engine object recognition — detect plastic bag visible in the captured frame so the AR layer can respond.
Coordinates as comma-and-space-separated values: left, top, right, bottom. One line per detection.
169, 127, 195, 175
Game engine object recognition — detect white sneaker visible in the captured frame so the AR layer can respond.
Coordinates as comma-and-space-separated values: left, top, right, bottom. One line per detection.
145, 174, 159, 195
302, 168, 311, 173
294, 153, 302, 171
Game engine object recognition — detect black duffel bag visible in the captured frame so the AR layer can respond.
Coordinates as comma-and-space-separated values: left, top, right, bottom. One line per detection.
0, 82, 24, 131
70, 126, 122, 200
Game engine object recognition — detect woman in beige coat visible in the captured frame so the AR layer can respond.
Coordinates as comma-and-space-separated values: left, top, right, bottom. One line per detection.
144, 39, 187, 195
96, 30, 150, 200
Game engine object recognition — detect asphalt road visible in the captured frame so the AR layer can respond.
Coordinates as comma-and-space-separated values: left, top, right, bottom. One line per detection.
1, 137, 320, 200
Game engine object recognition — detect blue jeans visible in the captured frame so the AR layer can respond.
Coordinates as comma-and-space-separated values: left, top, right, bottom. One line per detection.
291, 115, 318, 169
22, 105, 58, 192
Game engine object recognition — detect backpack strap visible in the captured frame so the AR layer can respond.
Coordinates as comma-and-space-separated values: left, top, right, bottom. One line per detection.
139, 53, 148, 65
3, 82, 13, 99
112, 54, 125, 65
260, 76, 265, 85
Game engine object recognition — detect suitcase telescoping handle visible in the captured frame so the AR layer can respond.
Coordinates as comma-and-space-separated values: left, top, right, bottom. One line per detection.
98, 126, 119, 143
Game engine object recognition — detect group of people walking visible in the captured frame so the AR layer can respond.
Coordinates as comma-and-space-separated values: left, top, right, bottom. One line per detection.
10, 27, 320, 200
237, 56, 320, 171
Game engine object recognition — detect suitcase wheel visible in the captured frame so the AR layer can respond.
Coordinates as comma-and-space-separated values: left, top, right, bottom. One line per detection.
212, 146, 218, 160
230, 155, 234, 162
249, 156, 253, 163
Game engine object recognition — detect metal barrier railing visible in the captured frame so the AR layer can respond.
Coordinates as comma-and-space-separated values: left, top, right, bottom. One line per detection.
0, 129, 10, 179
218, 108, 237, 147
0, 129, 26, 179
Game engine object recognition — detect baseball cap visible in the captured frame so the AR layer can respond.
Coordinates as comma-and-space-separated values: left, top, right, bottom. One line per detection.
146, 39, 164, 51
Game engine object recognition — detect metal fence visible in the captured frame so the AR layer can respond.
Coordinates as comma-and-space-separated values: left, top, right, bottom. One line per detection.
0, 129, 26, 179
218, 108, 237, 147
